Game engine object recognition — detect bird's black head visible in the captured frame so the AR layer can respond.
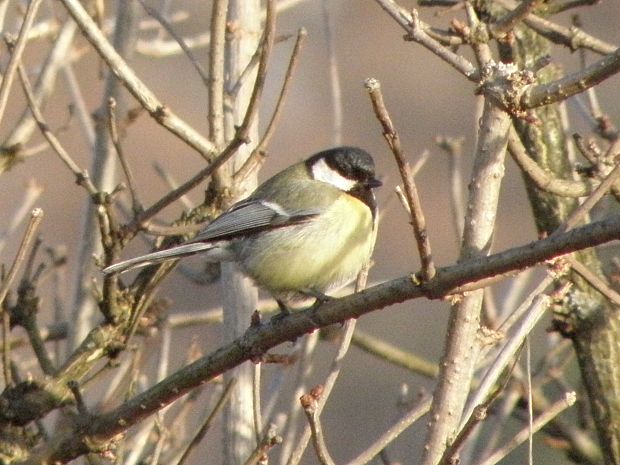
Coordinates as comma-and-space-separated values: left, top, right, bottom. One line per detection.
306, 146, 382, 190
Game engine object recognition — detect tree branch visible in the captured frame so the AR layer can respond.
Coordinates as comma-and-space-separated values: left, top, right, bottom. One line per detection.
14, 213, 620, 463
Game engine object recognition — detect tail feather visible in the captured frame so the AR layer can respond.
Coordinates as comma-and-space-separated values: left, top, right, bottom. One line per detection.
102, 242, 215, 275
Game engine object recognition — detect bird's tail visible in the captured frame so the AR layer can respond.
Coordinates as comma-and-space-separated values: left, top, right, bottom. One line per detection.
102, 242, 215, 275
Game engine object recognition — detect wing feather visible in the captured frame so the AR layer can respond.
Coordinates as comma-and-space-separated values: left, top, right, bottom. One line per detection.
190, 200, 320, 243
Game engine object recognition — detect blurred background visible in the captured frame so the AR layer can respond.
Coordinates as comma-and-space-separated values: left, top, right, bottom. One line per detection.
1, 0, 620, 463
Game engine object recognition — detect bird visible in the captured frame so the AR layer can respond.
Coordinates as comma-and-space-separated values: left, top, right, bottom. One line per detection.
103, 146, 381, 311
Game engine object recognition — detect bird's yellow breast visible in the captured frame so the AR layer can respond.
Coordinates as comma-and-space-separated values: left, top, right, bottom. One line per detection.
234, 194, 376, 298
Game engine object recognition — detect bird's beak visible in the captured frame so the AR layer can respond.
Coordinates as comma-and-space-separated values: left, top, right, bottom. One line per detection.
367, 178, 382, 188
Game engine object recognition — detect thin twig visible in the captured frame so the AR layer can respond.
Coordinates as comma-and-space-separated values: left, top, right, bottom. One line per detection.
495, 0, 616, 55
462, 293, 553, 425
436, 136, 465, 238
235, 27, 307, 184
0, 208, 44, 386
568, 257, 620, 307
479, 392, 577, 465
137, 0, 209, 86
443, 345, 524, 465
286, 262, 371, 465
526, 338, 534, 465
322, 0, 342, 145
0, 179, 43, 253
523, 47, 620, 109
0, 209, 44, 310
345, 396, 432, 465
242, 424, 282, 465
58, 0, 217, 159
508, 127, 591, 198
351, 329, 438, 378
365, 78, 435, 280
490, 0, 540, 37
152, 162, 194, 210
175, 378, 236, 465
301, 387, 337, 465
120, 0, 275, 240
277, 331, 319, 465
17, 64, 98, 195
0, 0, 43, 125
253, 362, 262, 444
1, 20, 78, 161
464, 1, 493, 67
108, 97, 142, 213
373, 0, 478, 80
553, 161, 620, 234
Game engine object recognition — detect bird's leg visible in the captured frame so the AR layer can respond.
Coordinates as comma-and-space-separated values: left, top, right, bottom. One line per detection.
276, 299, 292, 316
302, 289, 332, 310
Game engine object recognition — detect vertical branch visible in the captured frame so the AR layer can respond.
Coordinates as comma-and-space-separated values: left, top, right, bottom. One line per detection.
422, 69, 512, 465
67, 1, 140, 352
209, 0, 228, 152
221, 1, 273, 464
321, 0, 342, 145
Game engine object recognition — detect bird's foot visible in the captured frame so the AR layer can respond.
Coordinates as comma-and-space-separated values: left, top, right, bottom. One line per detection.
303, 290, 332, 310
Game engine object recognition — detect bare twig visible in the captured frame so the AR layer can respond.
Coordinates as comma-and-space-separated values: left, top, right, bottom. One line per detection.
322, 0, 342, 145
120, 0, 274, 240
0, 180, 43, 254
461, 293, 553, 425
1, 20, 78, 168
345, 396, 432, 465
568, 257, 620, 307
286, 264, 371, 465
553, 161, 620, 235
253, 362, 262, 444
495, 0, 616, 55
108, 97, 142, 213
137, 0, 209, 86
152, 162, 194, 210
365, 78, 435, 280
235, 27, 307, 184
277, 332, 319, 465
208, 0, 228, 150
0, 0, 43, 126
0, 208, 44, 386
58, 0, 217, 159
479, 392, 577, 465
464, 1, 493, 67
175, 379, 236, 465
436, 136, 465, 238
523, 47, 620, 109
508, 127, 591, 197
17, 64, 98, 195
351, 329, 438, 378
490, 0, 541, 37
243, 424, 282, 465
373, 0, 478, 80
301, 387, 336, 465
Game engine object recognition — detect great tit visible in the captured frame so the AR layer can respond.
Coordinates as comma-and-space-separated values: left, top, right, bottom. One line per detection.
103, 146, 381, 310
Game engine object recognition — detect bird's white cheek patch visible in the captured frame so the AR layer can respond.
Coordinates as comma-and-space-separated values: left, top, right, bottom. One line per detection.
311, 158, 357, 191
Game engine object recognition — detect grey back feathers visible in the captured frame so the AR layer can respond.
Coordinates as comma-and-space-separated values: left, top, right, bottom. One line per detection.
189, 200, 320, 243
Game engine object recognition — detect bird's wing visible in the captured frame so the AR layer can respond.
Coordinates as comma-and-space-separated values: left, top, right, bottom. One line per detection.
190, 199, 320, 243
